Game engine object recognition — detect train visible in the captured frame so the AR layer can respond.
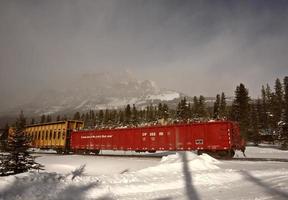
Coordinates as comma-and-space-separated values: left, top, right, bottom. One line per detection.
23, 120, 245, 158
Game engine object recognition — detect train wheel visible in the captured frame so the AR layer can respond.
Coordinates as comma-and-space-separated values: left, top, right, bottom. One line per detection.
216, 150, 234, 159
93, 150, 100, 155
197, 150, 204, 155
56, 149, 63, 154
230, 150, 235, 158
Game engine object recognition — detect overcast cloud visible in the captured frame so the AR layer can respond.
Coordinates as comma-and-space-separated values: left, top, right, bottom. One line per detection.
0, 0, 288, 110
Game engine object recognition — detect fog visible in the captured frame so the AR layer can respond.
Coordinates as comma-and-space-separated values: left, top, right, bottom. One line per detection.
0, 0, 288, 111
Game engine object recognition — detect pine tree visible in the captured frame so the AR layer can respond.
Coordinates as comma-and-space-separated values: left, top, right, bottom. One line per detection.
118, 110, 124, 125
273, 78, 284, 126
56, 115, 61, 121
104, 109, 110, 125
157, 103, 163, 119
279, 76, 288, 149
62, 115, 68, 121
125, 104, 132, 125
260, 85, 269, 130
219, 92, 227, 119
40, 115, 46, 123
284, 77, 288, 124
46, 115, 52, 123
213, 94, 220, 119
192, 96, 199, 118
176, 97, 190, 122
98, 110, 104, 125
0, 111, 43, 176
249, 103, 261, 145
131, 104, 138, 126
30, 118, 35, 125
198, 95, 208, 118
73, 112, 81, 120
230, 83, 250, 139
0, 123, 9, 151
162, 104, 169, 120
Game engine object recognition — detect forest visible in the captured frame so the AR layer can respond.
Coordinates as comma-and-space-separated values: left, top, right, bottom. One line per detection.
1, 76, 288, 149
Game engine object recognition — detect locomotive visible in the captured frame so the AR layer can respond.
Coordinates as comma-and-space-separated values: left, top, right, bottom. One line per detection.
24, 120, 245, 158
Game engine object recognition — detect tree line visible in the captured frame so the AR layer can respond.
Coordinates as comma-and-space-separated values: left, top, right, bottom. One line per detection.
1, 76, 287, 149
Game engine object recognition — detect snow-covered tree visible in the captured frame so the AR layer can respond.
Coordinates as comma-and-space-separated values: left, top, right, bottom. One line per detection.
0, 111, 43, 176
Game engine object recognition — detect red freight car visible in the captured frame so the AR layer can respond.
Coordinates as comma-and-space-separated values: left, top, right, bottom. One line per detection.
70, 121, 245, 158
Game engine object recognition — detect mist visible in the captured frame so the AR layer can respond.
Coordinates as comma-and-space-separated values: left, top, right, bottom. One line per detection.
1, 0, 288, 111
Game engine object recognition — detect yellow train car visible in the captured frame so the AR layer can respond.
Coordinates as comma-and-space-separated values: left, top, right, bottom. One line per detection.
25, 120, 84, 153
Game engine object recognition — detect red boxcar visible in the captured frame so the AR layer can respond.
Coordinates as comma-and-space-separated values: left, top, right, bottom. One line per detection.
70, 121, 245, 158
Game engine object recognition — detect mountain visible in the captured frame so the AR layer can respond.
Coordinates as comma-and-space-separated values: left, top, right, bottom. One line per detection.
1, 71, 181, 117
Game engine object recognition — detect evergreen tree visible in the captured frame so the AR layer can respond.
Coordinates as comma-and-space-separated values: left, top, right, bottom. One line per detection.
0, 123, 9, 151
249, 103, 261, 145
46, 115, 52, 123
73, 112, 81, 120
284, 76, 288, 124
176, 97, 190, 122
40, 115, 46, 123
219, 92, 227, 119
260, 85, 269, 130
131, 104, 138, 125
213, 94, 220, 119
104, 109, 110, 125
56, 115, 61, 121
80, 113, 85, 121
0, 111, 43, 176
192, 96, 199, 118
272, 78, 284, 127
157, 103, 163, 119
98, 110, 104, 125
279, 76, 288, 149
230, 83, 250, 139
162, 104, 169, 120
125, 104, 132, 125
30, 118, 35, 125
62, 115, 68, 121
118, 110, 124, 125
198, 95, 208, 118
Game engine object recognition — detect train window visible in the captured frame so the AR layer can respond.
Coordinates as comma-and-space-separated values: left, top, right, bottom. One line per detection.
58, 131, 61, 139
53, 131, 56, 139
38, 131, 40, 140
42, 131, 44, 140
49, 130, 52, 140
62, 132, 65, 139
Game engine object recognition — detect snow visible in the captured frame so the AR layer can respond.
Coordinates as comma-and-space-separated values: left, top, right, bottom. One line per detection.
147, 91, 180, 101
1, 146, 288, 200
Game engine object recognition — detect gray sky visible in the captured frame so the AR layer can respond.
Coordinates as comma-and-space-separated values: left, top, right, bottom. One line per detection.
1, 0, 288, 110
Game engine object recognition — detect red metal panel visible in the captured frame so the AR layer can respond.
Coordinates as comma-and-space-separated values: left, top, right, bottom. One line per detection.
71, 121, 245, 153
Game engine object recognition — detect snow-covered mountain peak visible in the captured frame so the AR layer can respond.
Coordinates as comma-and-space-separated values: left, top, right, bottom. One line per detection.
7, 71, 181, 115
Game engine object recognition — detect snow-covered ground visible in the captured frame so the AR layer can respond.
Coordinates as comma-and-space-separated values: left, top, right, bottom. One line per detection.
0, 146, 287, 200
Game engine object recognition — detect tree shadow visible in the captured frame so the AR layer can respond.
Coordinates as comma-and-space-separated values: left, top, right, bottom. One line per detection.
241, 171, 288, 200
180, 152, 200, 200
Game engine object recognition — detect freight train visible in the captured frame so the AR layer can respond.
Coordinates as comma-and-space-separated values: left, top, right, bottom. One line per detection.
23, 120, 245, 158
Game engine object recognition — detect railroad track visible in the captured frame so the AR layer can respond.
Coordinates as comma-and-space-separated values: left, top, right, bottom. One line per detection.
31, 151, 288, 162
229, 157, 288, 162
